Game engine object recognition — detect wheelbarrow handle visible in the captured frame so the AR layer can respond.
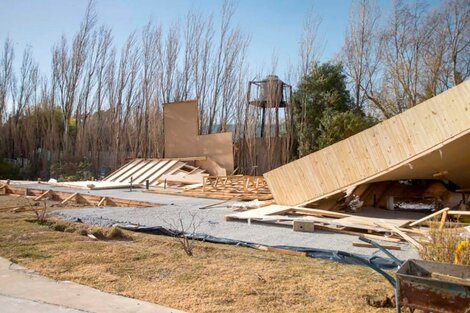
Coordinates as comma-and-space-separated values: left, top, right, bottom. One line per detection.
359, 236, 403, 266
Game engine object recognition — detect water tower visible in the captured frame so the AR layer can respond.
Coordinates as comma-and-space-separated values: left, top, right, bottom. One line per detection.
248, 75, 292, 137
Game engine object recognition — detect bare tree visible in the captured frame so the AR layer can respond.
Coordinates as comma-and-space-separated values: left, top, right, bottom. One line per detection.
442, 0, 470, 86
342, 0, 381, 113
0, 38, 14, 123
164, 210, 204, 256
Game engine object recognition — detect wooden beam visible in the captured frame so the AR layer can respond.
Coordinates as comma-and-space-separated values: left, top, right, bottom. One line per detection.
447, 210, 470, 216
97, 197, 107, 207
409, 207, 449, 227
390, 225, 423, 250
352, 242, 401, 250
4, 185, 158, 207
34, 189, 51, 201
439, 210, 448, 230
60, 192, 78, 205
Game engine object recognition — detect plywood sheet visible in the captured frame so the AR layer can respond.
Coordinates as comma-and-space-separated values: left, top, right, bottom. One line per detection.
163, 100, 234, 172
265, 81, 470, 205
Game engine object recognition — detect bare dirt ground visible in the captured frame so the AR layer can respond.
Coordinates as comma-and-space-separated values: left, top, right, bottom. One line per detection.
0, 195, 395, 313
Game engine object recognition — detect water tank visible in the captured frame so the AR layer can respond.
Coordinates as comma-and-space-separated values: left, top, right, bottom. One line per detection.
250, 75, 287, 108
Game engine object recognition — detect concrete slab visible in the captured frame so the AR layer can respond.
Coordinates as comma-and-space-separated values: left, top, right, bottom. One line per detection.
0, 257, 186, 313
5, 181, 420, 259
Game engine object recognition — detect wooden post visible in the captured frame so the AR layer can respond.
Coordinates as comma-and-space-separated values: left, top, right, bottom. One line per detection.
439, 210, 448, 230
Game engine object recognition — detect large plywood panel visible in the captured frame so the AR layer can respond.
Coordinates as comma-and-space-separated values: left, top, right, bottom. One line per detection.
265, 81, 470, 205
164, 100, 234, 172
164, 100, 199, 159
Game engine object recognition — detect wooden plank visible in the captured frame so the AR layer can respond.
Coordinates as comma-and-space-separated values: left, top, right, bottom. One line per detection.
439, 210, 448, 230
34, 189, 51, 201
97, 197, 107, 207
60, 192, 78, 205
133, 160, 170, 184
253, 245, 307, 257
387, 224, 423, 250
115, 160, 151, 183
447, 210, 470, 216
146, 160, 182, 185
104, 159, 142, 181
352, 242, 401, 250
409, 208, 449, 226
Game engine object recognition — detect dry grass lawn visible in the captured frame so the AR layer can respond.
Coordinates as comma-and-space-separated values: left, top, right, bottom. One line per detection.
0, 195, 395, 313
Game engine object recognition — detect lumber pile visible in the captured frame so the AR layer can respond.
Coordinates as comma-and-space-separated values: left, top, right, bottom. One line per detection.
224, 204, 470, 247
225, 204, 470, 248
149, 175, 273, 201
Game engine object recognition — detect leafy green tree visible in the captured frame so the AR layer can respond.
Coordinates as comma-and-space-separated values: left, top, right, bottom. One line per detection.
316, 109, 376, 150
293, 62, 376, 157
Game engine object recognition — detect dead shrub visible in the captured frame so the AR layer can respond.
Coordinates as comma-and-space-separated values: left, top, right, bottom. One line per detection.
90, 227, 105, 239
51, 222, 68, 232
33, 201, 48, 224
164, 211, 203, 256
105, 226, 131, 240
420, 221, 470, 265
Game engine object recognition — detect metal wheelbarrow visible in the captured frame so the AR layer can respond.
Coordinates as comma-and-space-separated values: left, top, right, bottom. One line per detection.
339, 236, 470, 313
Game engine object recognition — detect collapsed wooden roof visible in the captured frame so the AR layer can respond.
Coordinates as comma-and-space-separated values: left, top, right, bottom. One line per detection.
264, 80, 470, 206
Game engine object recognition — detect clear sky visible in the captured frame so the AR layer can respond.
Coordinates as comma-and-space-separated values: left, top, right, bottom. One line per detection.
0, 0, 440, 80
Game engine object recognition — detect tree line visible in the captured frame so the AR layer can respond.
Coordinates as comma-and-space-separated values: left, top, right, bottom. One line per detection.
0, 0, 468, 179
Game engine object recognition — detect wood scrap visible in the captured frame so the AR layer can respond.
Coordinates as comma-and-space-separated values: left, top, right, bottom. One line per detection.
87, 234, 98, 240
352, 242, 401, 250
253, 244, 307, 257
